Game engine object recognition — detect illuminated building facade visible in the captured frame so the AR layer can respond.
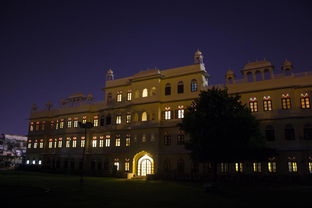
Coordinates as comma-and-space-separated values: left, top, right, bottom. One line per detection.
26, 51, 312, 177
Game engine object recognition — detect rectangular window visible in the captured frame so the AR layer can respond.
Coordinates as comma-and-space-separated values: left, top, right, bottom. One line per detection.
58, 138, 63, 148
54, 139, 57, 148
48, 139, 53, 148
66, 137, 71, 148
50, 121, 55, 130
60, 120, 64, 128
165, 110, 171, 120
220, 163, 228, 173
164, 135, 171, 145
126, 114, 131, 123
281, 98, 291, 110
263, 100, 272, 111
125, 162, 130, 171
253, 162, 261, 173
288, 161, 298, 173
39, 140, 44, 148
127, 92, 132, 101
249, 101, 258, 112
56, 121, 59, 129
126, 136, 130, 147
34, 141, 38, 148
35, 122, 40, 131
178, 109, 184, 119
235, 162, 243, 173
72, 137, 77, 148
105, 135, 111, 147
80, 137, 85, 147
99, 137, 104, 147
92, 137, 97, 148
94, 116, 99, 127
30, 122, 34, 131
73, 118, 78, 128
300, 97, 311, 109
42, 122, 45, 131
67, 119, 72, 128
115, 136, 120, 147
268, 162, 277, 173
117, 93, 122, 102
309, 162, 312, 174
177, 134, 184, 145
27, 141, 32, 149
82, 116, 87, 124
116, 115, 122, 124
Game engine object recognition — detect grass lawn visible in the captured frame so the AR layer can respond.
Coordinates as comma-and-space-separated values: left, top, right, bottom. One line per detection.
0, 171, 311, 207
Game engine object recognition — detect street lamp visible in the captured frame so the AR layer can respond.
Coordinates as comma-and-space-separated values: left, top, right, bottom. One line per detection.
78, 121, 93, 189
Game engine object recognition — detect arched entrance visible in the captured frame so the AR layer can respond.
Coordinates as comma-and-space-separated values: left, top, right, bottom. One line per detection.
132, 151, 154, 176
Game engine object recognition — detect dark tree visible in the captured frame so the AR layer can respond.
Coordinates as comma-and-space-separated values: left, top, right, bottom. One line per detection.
179, 88, 275, 176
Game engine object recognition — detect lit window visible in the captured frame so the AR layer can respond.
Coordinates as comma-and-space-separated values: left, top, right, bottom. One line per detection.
56, 120, 59, 129
220, 163, 228, 173
48, 139, 53, 148
93, 116, 99, 127
127, 91, 132, 101
263, 97, 273, 111
92, 137, 97, 147
26, 160, 30, 164
114, 162, 120, 171
165, 110, 171, 120
268, 162, 277, 173
27, 140, 32, 149
178, 109, 184, 119
300, 93, 311, 109
82, 116, 87, 124
80, 137, 85, 147
29, 122, 34, 131
191, 79, 198, 92
54, 139, 57, 148
39, 139, 44, 148
177, 81, 184, 94
34, 140, 38, 148
72, 137, 77, 148
32, 160, 36, 165
67, 118, 72, 128
99, 136, 104, 147
66, 137, 71, 148
165, 83, 171, 95
60, 119, 64, 128
235, 162, 243, 173
115, 136, 120, 146
288, 161, 298, 173
249, 101, 258, 112
116, 115, 122, 124
105, 135, 111, 147
125, 162, 130, 171
58, 138, 63, 148
164, 134, 171, 145
253, 162, 261, 173
73, 118, 78, 128
142, 88, 148, 97
38, 160, 42, 165
116, 91, 122, 102
126, 113, 131, 123
142, 112, 147, 121
126, 135, 130, 146
281, 97, 291, 110
309, 162, 312, 174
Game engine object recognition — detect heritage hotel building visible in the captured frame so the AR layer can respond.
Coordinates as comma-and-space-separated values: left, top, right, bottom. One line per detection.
26, 51, 312, 177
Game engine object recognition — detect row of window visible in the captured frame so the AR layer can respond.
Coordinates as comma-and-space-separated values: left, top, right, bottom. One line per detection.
264, 123, 312, 141
248, 93, 311, 112
220, 161, 312, 174
30, 107, 186, 131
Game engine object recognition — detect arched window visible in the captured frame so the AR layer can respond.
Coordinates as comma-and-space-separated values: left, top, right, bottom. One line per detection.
106, 114, 112, 125
107, 93, 112, 104
265, 125, 275, 141
177, 81, 184, 94
191, 79, 198, 92
285, 124, 295, 140
141, 112, 147, 121
165, 83, 171, 95
304, 124, 312, 140
142, 88, 148, 97
177, 159, 185, 173
264, 69, 271, 80
255, 71, 262, 81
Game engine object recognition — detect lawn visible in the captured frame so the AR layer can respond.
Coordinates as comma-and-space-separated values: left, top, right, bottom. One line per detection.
0, 171, 311, 207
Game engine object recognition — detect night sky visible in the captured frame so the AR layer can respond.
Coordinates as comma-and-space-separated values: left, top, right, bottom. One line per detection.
1, 0, 312, 135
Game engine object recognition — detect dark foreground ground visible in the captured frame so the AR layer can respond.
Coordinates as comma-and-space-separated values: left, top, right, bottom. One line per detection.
0, 171, 311, 208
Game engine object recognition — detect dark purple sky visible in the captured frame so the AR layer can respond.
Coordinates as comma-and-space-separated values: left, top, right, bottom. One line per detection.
1, 0, 312, 135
